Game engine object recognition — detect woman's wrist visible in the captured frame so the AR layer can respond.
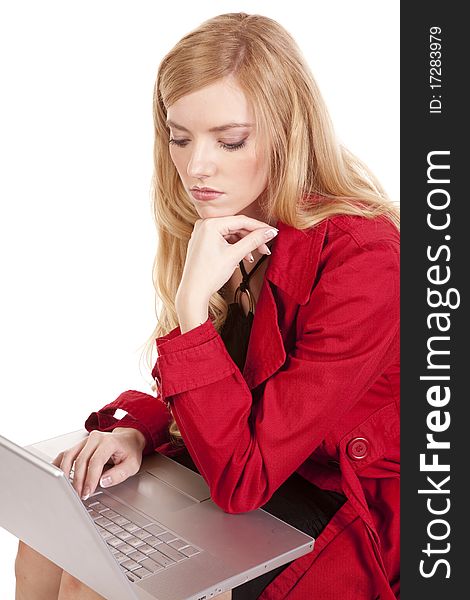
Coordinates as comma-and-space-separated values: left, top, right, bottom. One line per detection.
177, 308, 209, 333
175, 290, 209, 333
113, 427, 147, 453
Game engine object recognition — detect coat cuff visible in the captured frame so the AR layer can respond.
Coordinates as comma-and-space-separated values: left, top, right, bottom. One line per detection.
155, 317, 237, 398
84, 390, 171, 456
155, 317, 214, 355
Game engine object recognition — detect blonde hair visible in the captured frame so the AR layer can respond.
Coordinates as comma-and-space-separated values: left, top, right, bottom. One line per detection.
140, 12, 399, 445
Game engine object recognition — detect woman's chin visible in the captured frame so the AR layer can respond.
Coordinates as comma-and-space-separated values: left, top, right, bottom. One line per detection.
196, 206, 238, 219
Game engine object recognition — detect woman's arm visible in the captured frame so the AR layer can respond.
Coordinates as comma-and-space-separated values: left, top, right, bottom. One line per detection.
155, 236, 399, 514
83, 216, 273, 454
83, 389, 171, 456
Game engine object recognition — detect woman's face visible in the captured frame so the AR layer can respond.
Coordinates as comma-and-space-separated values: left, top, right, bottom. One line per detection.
166, 77, 270, 222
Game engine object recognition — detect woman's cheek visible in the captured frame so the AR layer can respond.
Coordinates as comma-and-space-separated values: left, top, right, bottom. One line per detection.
171, 156, 185, 180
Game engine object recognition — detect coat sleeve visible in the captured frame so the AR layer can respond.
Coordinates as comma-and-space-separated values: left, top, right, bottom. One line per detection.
155, 238, 399, 514
83, 390, 171, 456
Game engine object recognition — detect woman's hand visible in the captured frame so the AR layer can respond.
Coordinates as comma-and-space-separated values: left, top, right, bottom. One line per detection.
51, 428, 146, 501
175, 216, 279, 313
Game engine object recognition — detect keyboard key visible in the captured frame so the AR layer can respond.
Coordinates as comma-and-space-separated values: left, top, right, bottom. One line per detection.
114, 552, 128, 564
115, 543, 134, 554
140, 557, 164, 574
127, 550, 146, 562
103, 510, 120, 519
133, 529, 152, 540
179, 546, 200, 557
133, 567, 152, 579
157, 543, 186, 562
124, 566, 141, 578
113, 516, 131, 527
148, 550, 175, 568
83, 498, 98, 508
143, 523, 166, 536
108, 537, 125, 548
116, 531, 134, 542
121, 559, 141, 571
88, 491, 102, 500
106, 524, 125, 535
157, 532, 177, 543
122, 523, 140, 533
83, 495, 102, 506
98, 529, 113, 540
168, 539, 188, 550
95, 517, 113, 527
137, 543, 155, 555
89, 502, 110, 513
145, 536, 163, 548
127, 537, 145, 548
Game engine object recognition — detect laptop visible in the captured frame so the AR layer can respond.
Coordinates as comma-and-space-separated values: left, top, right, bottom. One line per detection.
0, 430, 314, 600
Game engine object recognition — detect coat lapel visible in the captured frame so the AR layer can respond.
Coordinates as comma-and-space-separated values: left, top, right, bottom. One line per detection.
242, 219, 328, 391
242, 277, 285, 390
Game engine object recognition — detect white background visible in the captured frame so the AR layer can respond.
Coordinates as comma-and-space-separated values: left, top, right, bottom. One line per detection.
0, 0, 399, 595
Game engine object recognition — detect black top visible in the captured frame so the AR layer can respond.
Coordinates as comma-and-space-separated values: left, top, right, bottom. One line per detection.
219, 249, 270, 372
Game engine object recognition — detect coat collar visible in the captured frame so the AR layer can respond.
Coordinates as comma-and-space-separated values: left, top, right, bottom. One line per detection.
242, 219, 328, 390
266, 219, 328, 305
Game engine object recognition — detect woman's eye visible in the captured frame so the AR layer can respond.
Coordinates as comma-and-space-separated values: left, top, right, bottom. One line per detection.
168, 138, 247, 152
220, 140, 246, 152
169, 138, 189, 147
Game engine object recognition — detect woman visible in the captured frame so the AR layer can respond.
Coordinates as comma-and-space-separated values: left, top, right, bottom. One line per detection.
15, 12, 399, 600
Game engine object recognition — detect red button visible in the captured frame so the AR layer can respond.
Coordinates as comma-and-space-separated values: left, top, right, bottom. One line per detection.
346, 437, 369, 460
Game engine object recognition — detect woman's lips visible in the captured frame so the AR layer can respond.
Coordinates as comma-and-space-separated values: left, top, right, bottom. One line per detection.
190, 189, 224, 201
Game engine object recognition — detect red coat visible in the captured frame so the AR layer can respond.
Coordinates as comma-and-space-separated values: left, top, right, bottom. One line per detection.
85, 214, 400, 599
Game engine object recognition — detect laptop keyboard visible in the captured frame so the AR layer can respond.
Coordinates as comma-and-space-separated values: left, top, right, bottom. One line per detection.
83, 493, 201, 582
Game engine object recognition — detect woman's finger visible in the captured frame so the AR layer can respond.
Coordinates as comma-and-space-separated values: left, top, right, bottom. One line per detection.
206, 215, 274, 237
92, 454, 141, 494
222, 228, 272, 258
231, 227, 279, 264
72, 432, 108, 498
81, 437, 141, 499
51, 453, 63, 468
55, 438, 89, 483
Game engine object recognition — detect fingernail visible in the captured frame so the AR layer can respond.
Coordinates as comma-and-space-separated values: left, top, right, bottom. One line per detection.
264, 228, 279, 240
81, 488, 90, 501
265, 248, 271, 255
248, 254, 254, 262
100, 476, 112, 488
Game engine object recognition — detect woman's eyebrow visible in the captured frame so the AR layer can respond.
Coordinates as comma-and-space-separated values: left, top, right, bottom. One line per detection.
166, 120, 253, 133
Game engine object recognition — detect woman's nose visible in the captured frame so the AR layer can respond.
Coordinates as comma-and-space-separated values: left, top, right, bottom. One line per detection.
186, 145, 216, 179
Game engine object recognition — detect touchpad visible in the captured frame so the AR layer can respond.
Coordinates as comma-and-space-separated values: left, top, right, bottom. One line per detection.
143, 452, 211, 502
106, 471, 197, 515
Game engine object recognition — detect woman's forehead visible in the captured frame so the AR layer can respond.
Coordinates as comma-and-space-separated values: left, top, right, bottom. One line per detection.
166, 79, 254, 127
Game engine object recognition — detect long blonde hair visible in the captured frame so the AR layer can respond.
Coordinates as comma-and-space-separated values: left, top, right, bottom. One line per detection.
140, 12, 399, 445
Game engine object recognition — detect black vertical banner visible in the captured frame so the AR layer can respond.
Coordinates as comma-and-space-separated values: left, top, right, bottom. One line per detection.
401, 2, 466, 598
